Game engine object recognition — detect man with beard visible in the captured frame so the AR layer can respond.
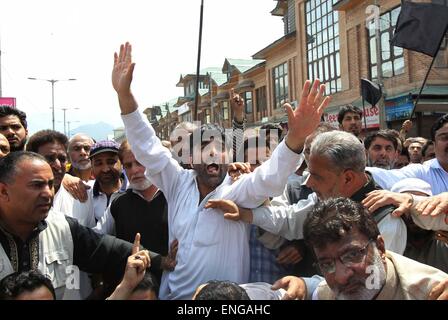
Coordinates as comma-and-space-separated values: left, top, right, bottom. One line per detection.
0, 106, 28, 153
0, 134, 10, 159
337, 105, 363, 140
95, 140, 172, 285
67, 133, 95, 182
112, 42, 330, 299
368, 114, 448, 195
0, 152, 162, 300
364, 130, 398, 170
304, 198, 447, 300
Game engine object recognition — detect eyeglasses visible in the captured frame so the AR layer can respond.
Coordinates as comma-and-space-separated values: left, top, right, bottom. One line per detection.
44, 154, 67, 165
315, 240, 374, 274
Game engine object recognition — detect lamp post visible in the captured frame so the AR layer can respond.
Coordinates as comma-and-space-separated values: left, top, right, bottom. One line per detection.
27, 77, 77, 130
67, 120, 80, 138
60, 107, 79, 136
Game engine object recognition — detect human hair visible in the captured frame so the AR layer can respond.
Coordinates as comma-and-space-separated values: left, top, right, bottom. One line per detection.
189, 123, 229, 153
422, 140, 434, 157
260, 123, 283, 142
400, 147, 410, 161
194, 280, 250, 300
0, 106, 28, 129
26, 130, 68, 153
337, 105, 362, 124
0, 270, 56, 300
310, 131, 366, 173
364, 130, 398, 151
431, 114, 448, 141
118, 139, 131, 163
0, 151, 47, 184
68, 133, 94, 151
240, 136, 271, 163
132, 271, 159, 297
303, 197, 380, 250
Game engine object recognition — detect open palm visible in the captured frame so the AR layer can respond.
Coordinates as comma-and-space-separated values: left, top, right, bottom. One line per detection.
112, 42, 135, 95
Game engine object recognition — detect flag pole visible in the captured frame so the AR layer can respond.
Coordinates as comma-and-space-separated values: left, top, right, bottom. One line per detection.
361, 97, 368, 134
194, 0, 205, 122
409, 25, 448, 120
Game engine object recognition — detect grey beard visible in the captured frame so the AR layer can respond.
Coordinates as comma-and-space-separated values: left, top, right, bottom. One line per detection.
335, 247, 387, 300
71, 160, 92, 170
129, 178, 152, 191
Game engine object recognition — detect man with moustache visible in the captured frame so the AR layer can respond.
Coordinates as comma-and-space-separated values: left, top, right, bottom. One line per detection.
368, 114, 448, 195
67, 133, 95, 182
112, 42, 330, 299
364, 130, 398, 170
0, 134, 10, 159
0, 106, 28, 153
337, 105, 363, 140
304, 198, 447, 300
95, 140, 170, 284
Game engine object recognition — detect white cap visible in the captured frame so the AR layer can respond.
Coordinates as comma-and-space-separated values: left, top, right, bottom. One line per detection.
390, 178, 432, 196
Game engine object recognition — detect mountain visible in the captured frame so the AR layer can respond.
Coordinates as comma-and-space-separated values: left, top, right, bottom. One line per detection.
69, 122, 115, 141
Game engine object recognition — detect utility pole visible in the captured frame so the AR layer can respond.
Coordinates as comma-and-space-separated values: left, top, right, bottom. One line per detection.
374, 0, 387, 129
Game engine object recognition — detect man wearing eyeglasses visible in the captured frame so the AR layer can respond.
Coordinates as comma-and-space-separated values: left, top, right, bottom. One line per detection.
303, 197, 447, 300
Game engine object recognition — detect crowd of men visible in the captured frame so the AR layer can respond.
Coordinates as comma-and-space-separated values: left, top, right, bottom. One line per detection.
0, 42, 447, 300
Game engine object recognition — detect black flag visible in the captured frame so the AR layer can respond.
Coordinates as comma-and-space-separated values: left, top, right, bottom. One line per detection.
390, 2, 448, 57
361, 78, 382, 106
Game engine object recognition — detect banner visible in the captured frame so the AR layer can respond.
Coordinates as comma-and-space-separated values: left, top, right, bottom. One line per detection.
324, 105, 380, 129
0, 97, 16, 107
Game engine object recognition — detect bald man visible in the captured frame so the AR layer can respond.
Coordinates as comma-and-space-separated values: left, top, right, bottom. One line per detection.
67, 133, 95, 182
0, 133, 10, 159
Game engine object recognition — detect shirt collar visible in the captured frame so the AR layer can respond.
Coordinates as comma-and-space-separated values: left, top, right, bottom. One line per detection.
350, 172, 378, 203
0, 219, 47, 243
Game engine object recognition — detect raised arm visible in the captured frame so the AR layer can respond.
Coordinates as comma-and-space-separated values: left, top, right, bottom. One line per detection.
112, 42, 184, 198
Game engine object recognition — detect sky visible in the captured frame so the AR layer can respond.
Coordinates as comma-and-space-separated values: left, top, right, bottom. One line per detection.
0, 0, 284, 135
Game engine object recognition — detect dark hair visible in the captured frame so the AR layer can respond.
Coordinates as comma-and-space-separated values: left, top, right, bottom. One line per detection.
0, 151, 47, 184
364, 130, 398, 151
0, 270, 56, 300
422, 140, 435, 158
260, 123, 283, 142
189, 123, 228, 153
303, 197, 380, 250
239, 136, 271, 163
26, 130, 68, 153
337, 105, 363, 124
118, 139, 131, 163
133, 271, 159, 297
431, 114, 448, 141
0, 106, 28, 129
400, 147, 410, 161
195, 280, 250, 300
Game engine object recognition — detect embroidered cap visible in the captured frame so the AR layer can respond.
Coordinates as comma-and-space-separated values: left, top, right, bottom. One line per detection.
89, 140, 120, 158
390, 178, 433, 196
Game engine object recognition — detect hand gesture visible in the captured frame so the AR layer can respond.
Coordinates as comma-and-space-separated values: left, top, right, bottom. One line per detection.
62, 174, 90, 202
122, 233, 150, 290
205, 199, 241, 221
285, 79, 331, 152
227, 162, 252, 182
112, 42, 135, 96
271, 276, 307, 300
401, 120, 413, 132
229, 88, 245, 122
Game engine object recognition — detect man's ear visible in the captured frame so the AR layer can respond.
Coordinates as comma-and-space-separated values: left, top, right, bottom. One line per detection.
376, 235, 386, 257
0, 182, 10, 202
343, 169, 355, 185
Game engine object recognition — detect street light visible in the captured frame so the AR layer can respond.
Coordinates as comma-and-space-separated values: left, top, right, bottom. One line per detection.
27, 77, 77, 130
60, 107, 79, 136
67, 121, 80, 138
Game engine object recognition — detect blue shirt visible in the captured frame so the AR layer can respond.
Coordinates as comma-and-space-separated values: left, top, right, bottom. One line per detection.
368, 158, 448, 195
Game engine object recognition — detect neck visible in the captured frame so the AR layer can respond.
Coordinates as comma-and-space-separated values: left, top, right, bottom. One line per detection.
197, 178, 216, 203
72, 167, 92, 182
99, 180, 122, 196
138, 184, 158, 201
0, 215, 36, 242
439, 159, 448, 173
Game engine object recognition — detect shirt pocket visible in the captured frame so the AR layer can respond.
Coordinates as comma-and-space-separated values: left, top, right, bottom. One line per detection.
44, 251, 70, 289
192, 210, 221, 247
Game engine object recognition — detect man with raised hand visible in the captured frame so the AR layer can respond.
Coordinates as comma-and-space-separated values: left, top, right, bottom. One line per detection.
111, 42, 330, 299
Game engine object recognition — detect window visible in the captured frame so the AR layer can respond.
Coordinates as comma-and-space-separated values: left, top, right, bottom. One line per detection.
241, 91, 253, 114
273, 62, 289, 109
256, 86, 267, 118
221, 101, 229, 120
306, 0, 341, 94
368, 6, 405, 80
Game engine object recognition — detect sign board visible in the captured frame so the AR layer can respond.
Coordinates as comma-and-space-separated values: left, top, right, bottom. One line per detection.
385, 95, 413, 121
0, 97, 16, 107
177, 102, 190, 115
324, 105, 380, 129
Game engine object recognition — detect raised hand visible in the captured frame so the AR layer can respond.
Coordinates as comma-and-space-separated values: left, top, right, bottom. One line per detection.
271, 276, 307, 300
285, 79, 331, 152
229, 88, 245, 122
